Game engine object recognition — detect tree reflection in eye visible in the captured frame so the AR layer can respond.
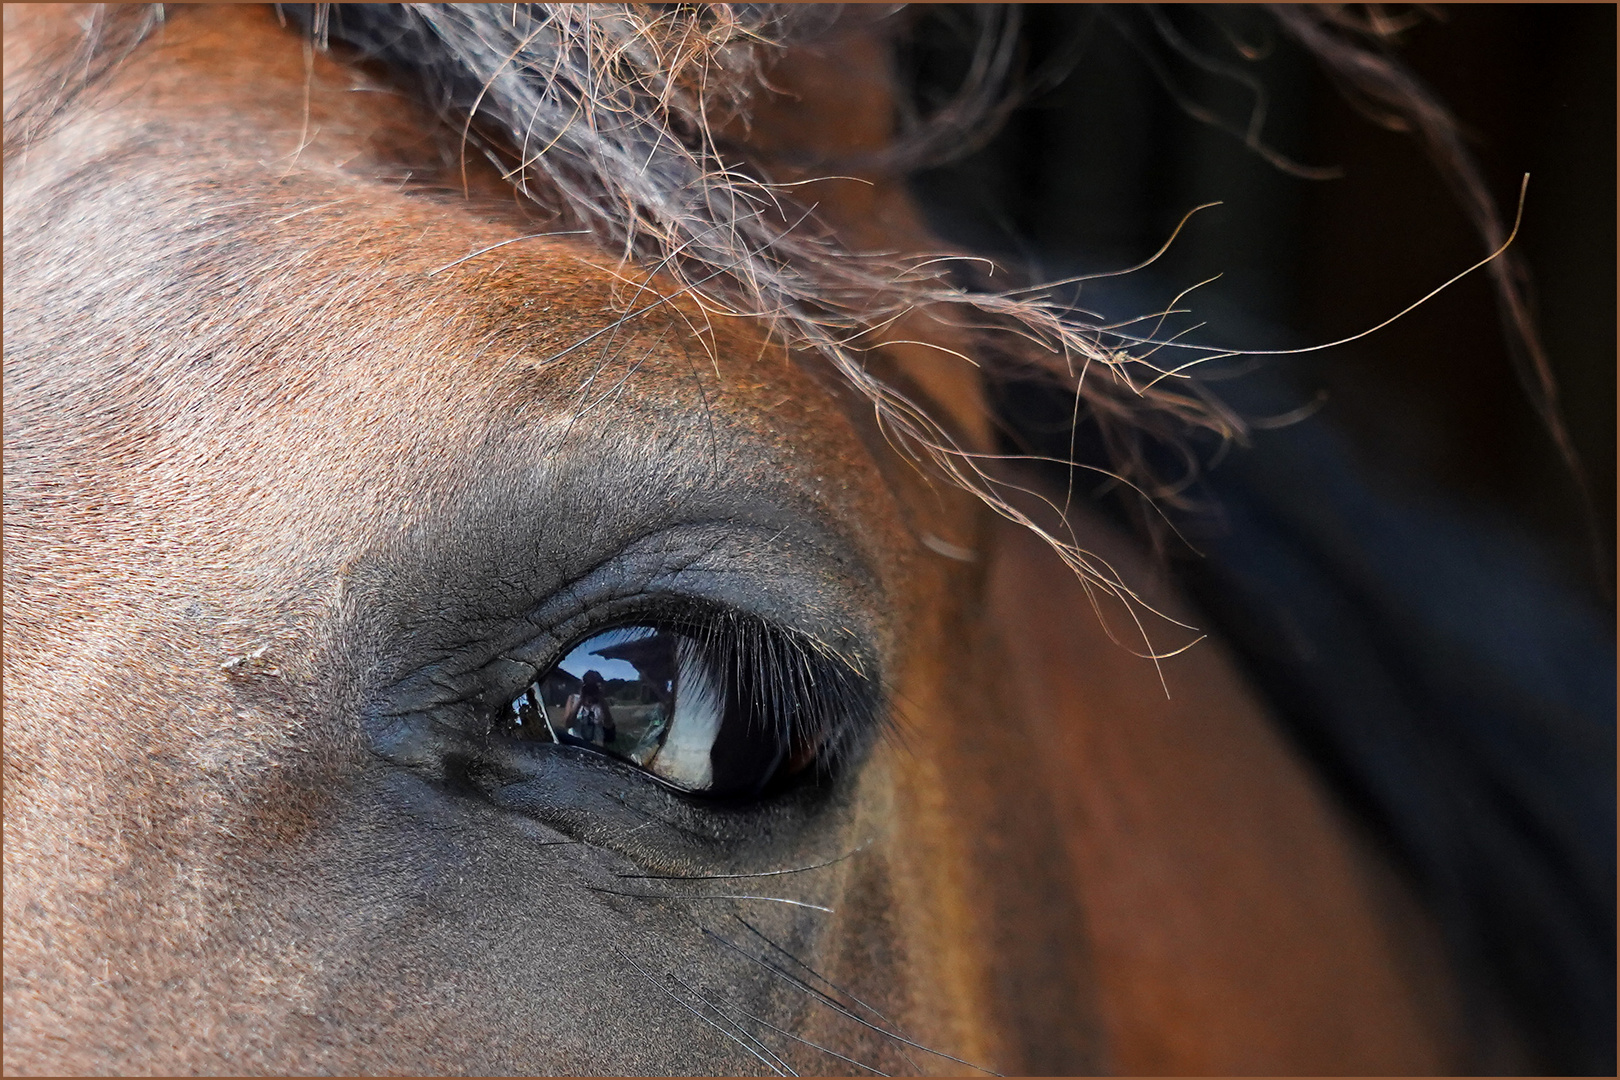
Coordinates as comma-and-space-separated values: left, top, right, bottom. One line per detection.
502, 625, 783, 795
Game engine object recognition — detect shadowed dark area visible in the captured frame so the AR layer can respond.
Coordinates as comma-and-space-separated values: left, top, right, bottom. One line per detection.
900, 5, 1615, 1072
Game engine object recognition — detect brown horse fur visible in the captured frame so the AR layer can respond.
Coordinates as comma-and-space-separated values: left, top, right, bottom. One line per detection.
4, 4, 1494, 1073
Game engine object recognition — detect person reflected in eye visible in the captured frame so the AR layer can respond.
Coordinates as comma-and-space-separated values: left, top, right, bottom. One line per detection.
560, 669, 617, 746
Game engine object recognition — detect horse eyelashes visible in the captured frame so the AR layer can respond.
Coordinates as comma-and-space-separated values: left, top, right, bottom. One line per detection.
499, 613, 875, 798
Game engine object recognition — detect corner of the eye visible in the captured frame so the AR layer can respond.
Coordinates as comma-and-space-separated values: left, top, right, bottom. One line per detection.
364, 710, 476, 768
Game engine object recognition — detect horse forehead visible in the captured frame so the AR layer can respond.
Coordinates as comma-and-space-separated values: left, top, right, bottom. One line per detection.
5, 5, 805, 416
6, 72, 886, 554
10, 127, 810, 447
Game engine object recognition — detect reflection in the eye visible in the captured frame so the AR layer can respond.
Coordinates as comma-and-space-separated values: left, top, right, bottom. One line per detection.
501, 626, 730, 791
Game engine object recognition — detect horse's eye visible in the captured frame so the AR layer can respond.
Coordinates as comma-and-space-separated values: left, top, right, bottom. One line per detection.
500, 622, 838, 798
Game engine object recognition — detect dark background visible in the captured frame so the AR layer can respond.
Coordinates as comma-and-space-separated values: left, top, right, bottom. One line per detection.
905, 3, 1615, 603
896, 5, 1615, 1072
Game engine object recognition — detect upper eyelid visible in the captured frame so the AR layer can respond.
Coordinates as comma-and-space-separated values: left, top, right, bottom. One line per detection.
367, 521, 882, 722
489, 523, 878, 675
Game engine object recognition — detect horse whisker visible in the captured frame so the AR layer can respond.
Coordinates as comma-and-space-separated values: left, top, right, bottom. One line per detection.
609, 944, 789, 1077
614, 840, 872, 881
707, 924, 1001, 1075
732, 914, 911, 1036
721, 919, 926, 1075
588, 886, 833, 913
696, 979, 891, 1078
663, 966, 800, 1077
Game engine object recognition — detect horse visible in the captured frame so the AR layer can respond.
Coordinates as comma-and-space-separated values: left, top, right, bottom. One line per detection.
3, 4, 1608, 1074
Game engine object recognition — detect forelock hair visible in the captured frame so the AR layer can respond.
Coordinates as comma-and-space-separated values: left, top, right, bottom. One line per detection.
275, 2, 1249, 594
7, 3, 1552, 599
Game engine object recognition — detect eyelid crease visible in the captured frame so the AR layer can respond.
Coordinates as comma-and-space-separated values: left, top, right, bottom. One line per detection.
494, 518, 881, 664
365, 518, 889, 790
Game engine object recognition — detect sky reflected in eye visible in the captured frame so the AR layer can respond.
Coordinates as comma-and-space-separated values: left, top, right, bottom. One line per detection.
556, 625, 658, 683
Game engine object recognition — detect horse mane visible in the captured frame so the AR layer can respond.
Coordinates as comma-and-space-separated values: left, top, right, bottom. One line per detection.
260, 3, 1254, 623
5, 3, 1558, 617
272, 2, 1593, 617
